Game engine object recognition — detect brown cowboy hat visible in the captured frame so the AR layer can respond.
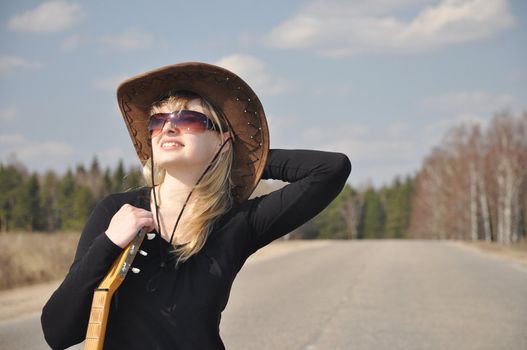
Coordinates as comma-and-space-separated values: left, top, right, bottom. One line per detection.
116, 62, 269, 203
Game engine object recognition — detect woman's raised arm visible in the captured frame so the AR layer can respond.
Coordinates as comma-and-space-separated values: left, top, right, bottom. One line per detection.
246, 149, 351, 254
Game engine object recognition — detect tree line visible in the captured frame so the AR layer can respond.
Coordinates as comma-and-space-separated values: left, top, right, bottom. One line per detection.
0, 152, 416, 239
1, 111, 525, 244
0, 158, 142, 232
304, 110, 526, 243
290, 176, 415, 240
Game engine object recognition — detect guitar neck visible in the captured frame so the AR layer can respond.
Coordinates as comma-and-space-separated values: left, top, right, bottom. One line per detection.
83, 229, 147, 350
84, 288, 114, 350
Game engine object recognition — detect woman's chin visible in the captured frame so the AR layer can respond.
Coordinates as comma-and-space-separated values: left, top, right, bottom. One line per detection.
156, 157, 181, 169
156, 156, 208, 171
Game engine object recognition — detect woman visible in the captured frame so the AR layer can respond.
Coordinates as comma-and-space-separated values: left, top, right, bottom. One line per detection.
41, 62, 351, 349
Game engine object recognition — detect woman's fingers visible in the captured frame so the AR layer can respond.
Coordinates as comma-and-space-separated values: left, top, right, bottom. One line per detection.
131, 207, 156, 232
105, 204, 155, 248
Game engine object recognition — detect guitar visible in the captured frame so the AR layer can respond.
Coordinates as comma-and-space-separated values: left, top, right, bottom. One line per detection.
83, 229, 147, 350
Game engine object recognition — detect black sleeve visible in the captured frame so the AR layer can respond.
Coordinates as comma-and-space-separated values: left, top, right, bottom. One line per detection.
246, 149, 351, 253
41, 195, 123, 350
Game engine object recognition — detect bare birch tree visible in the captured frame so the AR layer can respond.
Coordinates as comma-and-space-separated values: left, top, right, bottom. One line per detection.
485, 111, 527, 243
409, 111, 526, 243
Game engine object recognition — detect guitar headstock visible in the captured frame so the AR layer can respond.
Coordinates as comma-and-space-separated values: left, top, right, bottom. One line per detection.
118, 229, 147, 278
98, 228, 147, 291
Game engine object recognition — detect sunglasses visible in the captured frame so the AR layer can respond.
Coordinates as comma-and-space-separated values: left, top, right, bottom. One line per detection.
148, 110, 218, 137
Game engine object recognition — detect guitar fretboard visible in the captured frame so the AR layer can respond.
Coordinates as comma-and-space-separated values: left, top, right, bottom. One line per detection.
84, 289, 111, 350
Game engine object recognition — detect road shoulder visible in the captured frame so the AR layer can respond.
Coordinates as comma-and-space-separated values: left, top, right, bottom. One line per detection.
449, 240, 527, 269
0, 240, 329, 325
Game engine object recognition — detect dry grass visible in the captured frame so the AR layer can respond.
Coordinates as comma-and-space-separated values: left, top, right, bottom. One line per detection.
458, 239, 527, 267
0, 232, 80, 290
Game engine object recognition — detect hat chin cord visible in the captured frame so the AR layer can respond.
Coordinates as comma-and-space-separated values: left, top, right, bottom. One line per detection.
149, 136, 232, 265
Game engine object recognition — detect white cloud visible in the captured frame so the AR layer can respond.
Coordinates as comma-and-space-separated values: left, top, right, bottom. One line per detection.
19, 141, 74, 158
99, 28, 153, 51
0, 133, 74, 163
301, 121, 414, 162
215, 54, 288, 96
0, 107, 17, 121
0, 134, 26, 145
94, 73, 130, 91
0, 56, 44, 75
265, 0, 514, 57
95, 147, 130, 168
8, 1, 83, 33
265, 117, 428, 186
420, 91, 517, 114
427, 112, 486, 129
297, 120, 422, 186
418, 91, 523, 149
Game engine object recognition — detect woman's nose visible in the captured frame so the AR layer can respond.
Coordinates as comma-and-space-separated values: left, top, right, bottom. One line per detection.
162, 120, 180, 134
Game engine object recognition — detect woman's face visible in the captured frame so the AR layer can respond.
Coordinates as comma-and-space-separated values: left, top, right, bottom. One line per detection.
150, 98, 228, 171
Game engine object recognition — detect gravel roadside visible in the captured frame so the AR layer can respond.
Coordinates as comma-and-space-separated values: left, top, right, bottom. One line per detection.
0, 239, 329, 325
452, 240, 527, 268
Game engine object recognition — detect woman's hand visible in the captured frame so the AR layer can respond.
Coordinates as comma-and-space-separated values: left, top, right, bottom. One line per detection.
105, 204, 155, 248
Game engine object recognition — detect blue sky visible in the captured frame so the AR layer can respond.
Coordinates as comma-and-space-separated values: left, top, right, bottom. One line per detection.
1, 0, 526, 188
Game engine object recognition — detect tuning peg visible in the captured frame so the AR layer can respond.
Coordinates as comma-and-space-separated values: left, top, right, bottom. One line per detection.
139, 250, 148, 256
147, 233, 156, 240
131, 267, 141, 274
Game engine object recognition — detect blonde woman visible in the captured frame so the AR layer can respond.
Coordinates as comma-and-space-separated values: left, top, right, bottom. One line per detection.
41, 62, 351, 349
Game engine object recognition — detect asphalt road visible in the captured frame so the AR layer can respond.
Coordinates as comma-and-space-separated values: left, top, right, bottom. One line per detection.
1, 240, 526, 350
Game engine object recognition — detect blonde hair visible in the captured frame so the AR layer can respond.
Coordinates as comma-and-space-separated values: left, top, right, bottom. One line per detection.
143, 91, 234, 262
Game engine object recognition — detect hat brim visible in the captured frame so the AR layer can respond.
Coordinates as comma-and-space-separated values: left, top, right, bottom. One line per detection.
117, 62, 269, 203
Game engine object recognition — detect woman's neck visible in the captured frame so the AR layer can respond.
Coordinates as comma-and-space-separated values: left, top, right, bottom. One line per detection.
151, 172, 199, 244
155, 172, 197, 208
156, 154, 216, 203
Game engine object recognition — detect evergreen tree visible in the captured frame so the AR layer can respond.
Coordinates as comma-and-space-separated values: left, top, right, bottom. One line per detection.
57, 170, 77, 230
90, 157, 101, 175
384, 178, 406, 238
124, 166, 144, 191
401, 176, 415, 235
313, 184, 357, 239
0, 164, 24, 231
76, 164, 87, 181
27, 173, 43, 230
113, 159, 126, 192
71, 186, 96, 230
314, 188, 348, 239
103, 168, 113, 195
41, 170, 60, 231
359, 188, 385, 239
10, 173, 42, 230
11, 180, 30, 230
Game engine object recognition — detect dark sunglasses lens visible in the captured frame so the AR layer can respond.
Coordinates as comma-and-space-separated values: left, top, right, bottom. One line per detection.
176, 114, 208, 131
148, 115, 167, 136
148, 111, 213, 136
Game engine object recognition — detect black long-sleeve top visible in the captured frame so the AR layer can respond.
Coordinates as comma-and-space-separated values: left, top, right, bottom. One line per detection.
41, 149, 351, 349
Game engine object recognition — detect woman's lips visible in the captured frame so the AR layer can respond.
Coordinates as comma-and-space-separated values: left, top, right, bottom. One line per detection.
161, 140, 184, 149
